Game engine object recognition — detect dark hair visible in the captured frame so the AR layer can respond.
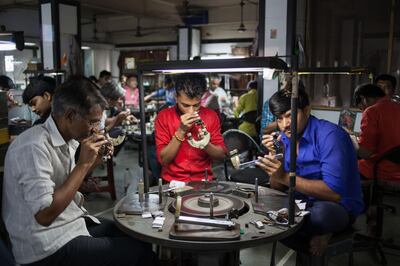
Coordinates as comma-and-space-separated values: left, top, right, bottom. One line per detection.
269, 86, 309, 117
354, 83, 385, 106
88, 75, 98, 83
374, 74, 397, 89
22, 76, 56, 104
175, 73, 207, 99
0, 75, 15, 90
126, 74, 137, 80
52, 76, 107, 117
100, 81, 124, 101
99, 70, 111, 79
164, 75, 173, 85
247, 80, 258, 90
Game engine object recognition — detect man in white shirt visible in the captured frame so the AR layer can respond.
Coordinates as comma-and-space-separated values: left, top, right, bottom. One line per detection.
2, 76, 158, 266
210, 77, 230, 115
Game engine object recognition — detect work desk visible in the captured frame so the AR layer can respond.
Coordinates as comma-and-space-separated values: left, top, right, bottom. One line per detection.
114, 181, 303, 266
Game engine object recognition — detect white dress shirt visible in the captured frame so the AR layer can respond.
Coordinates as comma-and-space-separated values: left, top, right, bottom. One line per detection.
2, 116, 91, 264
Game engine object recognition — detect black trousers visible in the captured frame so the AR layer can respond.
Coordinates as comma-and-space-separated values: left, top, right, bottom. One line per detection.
25, 218, 159, 266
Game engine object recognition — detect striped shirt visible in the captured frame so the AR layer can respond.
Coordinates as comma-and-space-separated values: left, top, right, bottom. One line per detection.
2, 116, 91, 264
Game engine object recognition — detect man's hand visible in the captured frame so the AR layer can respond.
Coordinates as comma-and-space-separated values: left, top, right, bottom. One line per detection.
262, 132, 282, 155
77, 134, 108, 168
256, 154, 288, 186
179, 112, 200, 132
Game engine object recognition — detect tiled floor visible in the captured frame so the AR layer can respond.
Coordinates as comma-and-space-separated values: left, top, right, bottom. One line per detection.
84, 144, 400, 266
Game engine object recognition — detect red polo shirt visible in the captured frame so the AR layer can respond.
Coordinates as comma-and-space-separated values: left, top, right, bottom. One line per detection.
358, 97, 400, 180
155, 106, 226, 182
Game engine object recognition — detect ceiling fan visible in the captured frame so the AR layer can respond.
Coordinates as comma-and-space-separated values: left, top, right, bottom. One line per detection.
237, 0, 246, 33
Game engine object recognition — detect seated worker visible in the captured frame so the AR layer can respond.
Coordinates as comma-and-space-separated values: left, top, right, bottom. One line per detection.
233, 80, 258, 139
144, 75, 176, 108
260, 73, 295, 139
155, 73, 226, 182
100, 81, 137, 132
201, 88, 220, 118
98, 70, 112, 87
124, 74, 139, 109
210, 77, 230, 115
353, 83, 400, 181
2, 76, 158, 266
22, 75, 56, 125
0, 75, 20, 109
374, 73, 398, 101
257, 88, 364, 256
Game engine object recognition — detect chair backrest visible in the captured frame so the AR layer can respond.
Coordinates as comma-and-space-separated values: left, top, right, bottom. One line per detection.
223, 129, 263, 158
240, 110, 258, 124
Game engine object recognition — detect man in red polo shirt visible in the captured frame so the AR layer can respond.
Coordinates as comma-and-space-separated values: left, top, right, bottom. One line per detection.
354, 83, 400, 181
155, 73, 226, 182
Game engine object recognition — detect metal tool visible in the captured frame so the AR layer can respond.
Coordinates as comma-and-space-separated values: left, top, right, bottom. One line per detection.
175, 196, 182, 219
176, 215, 236, 229
187, 113, 210, 149
230, 150, 283, 170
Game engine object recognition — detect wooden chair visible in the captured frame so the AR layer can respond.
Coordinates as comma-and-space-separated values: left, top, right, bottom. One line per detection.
85, 157, 116, 200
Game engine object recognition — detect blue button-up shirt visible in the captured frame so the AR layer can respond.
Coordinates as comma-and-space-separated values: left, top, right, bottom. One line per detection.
152, 87, 176, 106
280, 116, 364, 215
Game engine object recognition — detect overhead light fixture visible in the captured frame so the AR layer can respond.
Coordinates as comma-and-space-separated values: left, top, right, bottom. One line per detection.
0, 41, 16, 51
237, 0, 246, 33
81, 46, 91, 50
24, 42, 37, 47
0, 30, 24, 51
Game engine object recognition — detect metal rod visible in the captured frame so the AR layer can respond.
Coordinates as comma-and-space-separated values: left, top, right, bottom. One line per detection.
210, 193, 214, 219
158, 178, 163, 204
255, 177, 259, 203
138, 70, 149, 193
289, 73, 299, 225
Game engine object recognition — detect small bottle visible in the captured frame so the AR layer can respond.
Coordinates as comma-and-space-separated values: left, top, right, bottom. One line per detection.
123, 168, 130, 194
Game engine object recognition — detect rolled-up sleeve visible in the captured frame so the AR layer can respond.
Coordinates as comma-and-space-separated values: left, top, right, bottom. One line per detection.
15, 144, 55, 215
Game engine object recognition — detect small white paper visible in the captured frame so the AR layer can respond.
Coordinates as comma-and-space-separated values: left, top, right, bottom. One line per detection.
169, 180, 186, 189
142, 212, 152, 219
295, 200, 307, 210
152, 217, 165, 228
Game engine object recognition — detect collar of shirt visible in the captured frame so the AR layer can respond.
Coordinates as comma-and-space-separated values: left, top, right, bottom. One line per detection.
44, 115, 79, 150
280, 115, 314, 145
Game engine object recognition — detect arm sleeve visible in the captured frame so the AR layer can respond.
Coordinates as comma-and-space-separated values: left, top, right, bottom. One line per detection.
318, 129, 354, 198
153, 88, 166, 98
358, 109, 378, 153
16, 144, 55, 215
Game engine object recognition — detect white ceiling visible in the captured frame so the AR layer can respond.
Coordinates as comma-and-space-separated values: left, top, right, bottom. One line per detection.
0, 0, 259, 44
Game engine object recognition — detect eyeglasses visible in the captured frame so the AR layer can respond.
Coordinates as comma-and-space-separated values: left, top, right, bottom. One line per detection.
77, 112, 101, 128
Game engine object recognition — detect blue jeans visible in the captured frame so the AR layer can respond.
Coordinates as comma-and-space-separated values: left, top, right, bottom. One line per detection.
281, 201, 353, 253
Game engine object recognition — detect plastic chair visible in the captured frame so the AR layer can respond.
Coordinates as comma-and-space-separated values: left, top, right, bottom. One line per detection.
222, 129, 267, 184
